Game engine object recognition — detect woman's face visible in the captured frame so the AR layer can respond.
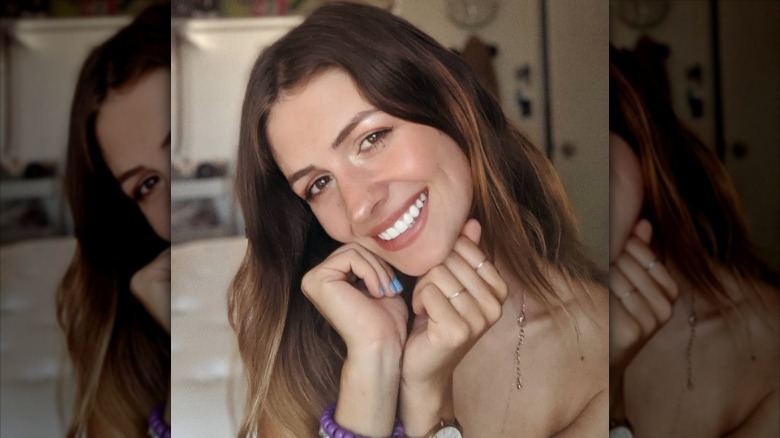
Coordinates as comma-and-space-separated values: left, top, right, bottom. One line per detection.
268, 69, 473, 276
97, 68, 171, 241
609, 132, 644, 262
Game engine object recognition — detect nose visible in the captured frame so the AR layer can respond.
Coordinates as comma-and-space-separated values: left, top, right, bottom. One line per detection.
338, 168, 387, 225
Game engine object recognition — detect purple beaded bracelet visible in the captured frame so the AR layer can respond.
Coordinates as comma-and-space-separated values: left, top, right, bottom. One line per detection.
319, 402, 404, 438
148, 403, 170, 438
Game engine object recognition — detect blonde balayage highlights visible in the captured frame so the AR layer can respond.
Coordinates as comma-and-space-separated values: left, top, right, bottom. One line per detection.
230, 4, 598, 436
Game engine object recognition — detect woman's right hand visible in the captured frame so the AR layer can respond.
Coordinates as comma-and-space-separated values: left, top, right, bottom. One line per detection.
301, 243, 409, 436
301, 242, 409, 352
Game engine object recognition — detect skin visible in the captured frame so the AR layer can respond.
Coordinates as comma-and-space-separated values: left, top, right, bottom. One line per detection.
609, 132, 779, 437
267, 69, 608, 436
93, 68, 172, 431
97, 68, 171, 242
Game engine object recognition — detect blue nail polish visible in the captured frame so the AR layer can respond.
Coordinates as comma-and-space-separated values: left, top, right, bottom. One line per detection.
389, 277, 399, 294
379, 286, 385, 297
392, 277, 404, 294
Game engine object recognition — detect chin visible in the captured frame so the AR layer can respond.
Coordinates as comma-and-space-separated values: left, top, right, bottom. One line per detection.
389, 242, 451, 277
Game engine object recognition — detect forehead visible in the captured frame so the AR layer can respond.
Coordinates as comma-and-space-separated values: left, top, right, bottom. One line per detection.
266, 69, 369, 174
96, 69, 169, 171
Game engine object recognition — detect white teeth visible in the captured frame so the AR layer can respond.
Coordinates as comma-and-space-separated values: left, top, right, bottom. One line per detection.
394, 219, 408, 233
377, 191, 428, 241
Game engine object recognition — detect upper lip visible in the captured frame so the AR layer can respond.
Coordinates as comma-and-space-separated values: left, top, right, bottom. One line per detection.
367, 189, 426, 238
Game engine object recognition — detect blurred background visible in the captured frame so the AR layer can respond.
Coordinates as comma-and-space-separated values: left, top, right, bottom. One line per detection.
610, 0, 780, 268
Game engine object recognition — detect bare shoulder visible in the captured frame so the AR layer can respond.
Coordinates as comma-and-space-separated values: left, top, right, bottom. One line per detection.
552, 388, 608, 437
555, 277, 609, 369
546, 278, 609, 434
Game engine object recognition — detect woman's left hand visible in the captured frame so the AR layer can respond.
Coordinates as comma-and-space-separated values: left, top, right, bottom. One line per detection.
130, 248, 171, 333
399, 219, 508, 435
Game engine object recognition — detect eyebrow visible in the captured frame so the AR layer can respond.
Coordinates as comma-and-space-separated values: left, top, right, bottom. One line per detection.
117, 132, 170, 185
117, 165, 144, 184
286, 109, 379, 187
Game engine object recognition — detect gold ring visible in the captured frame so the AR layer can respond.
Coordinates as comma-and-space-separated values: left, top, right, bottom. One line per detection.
448, 289, 466, 300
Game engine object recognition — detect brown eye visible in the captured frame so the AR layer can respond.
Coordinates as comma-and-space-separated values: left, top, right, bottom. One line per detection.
306, 175, 331, 200
134, 175, 160, 200
358, 128, 391, 152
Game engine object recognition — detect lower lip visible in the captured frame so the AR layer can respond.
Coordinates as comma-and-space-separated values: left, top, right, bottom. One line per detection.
373, 192, 429, 252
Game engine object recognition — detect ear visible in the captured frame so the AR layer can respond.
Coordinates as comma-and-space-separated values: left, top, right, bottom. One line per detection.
633, 218, 653, 245
460, 218, 482, 245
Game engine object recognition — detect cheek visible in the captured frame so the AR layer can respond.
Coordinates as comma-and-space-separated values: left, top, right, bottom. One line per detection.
609, 173, 643, 261
313, 203, 352, 244
140, 194, 171, 241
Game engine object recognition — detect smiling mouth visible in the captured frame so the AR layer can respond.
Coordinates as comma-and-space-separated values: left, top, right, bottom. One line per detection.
377, 191, 427, 241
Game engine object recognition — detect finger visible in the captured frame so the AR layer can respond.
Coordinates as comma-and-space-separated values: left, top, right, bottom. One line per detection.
614, 250, 673, 323
608, 291, 641, 364
314, 248, 385, 298
330, 245, 395, 297
452, 236, 507, 302
413, 265, 464, 314
414, 283, 472, 349
415, 265, 486, 335
611, 261, 664, 334
444, 251, 503, 324
460, 218, 482, 245
609, 265, 655, 331
633, 219, 653, 244
623, 237, 678, 300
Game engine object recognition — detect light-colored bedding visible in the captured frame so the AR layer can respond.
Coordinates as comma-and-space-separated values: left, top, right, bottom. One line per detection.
1, 236, 248, 436
171, 237, 247, 436
0, 237, 76, 437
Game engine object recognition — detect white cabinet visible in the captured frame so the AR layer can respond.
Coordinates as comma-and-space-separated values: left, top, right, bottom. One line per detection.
2, 18, 129, 161
170, 17, 301, 243
0, 18, 128, 241
172, 17, 302, 162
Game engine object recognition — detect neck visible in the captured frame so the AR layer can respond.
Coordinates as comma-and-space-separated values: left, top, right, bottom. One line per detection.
494, 257, 598, 323
666, 260, 769, 322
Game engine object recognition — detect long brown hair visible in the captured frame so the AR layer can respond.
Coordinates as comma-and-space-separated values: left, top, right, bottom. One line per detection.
609, 45, 779, 311
230, 3, 597, 436
57, 3, 170, 436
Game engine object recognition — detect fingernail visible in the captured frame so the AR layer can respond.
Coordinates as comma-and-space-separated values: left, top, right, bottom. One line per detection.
379, 286, 385, 297
391, 277, 404, 294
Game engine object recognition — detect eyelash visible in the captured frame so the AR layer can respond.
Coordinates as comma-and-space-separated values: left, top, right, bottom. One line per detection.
304, 128, 392, 202
133, 175, 160, 201
358, 128, 391, 152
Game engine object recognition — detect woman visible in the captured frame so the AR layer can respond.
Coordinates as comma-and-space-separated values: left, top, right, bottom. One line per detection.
57, 3, 171, 437
609, 45, 779, 437
229, 3, 608, 437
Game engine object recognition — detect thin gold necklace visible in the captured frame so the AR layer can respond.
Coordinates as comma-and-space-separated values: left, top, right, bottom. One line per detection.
499, 292, 527, 435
